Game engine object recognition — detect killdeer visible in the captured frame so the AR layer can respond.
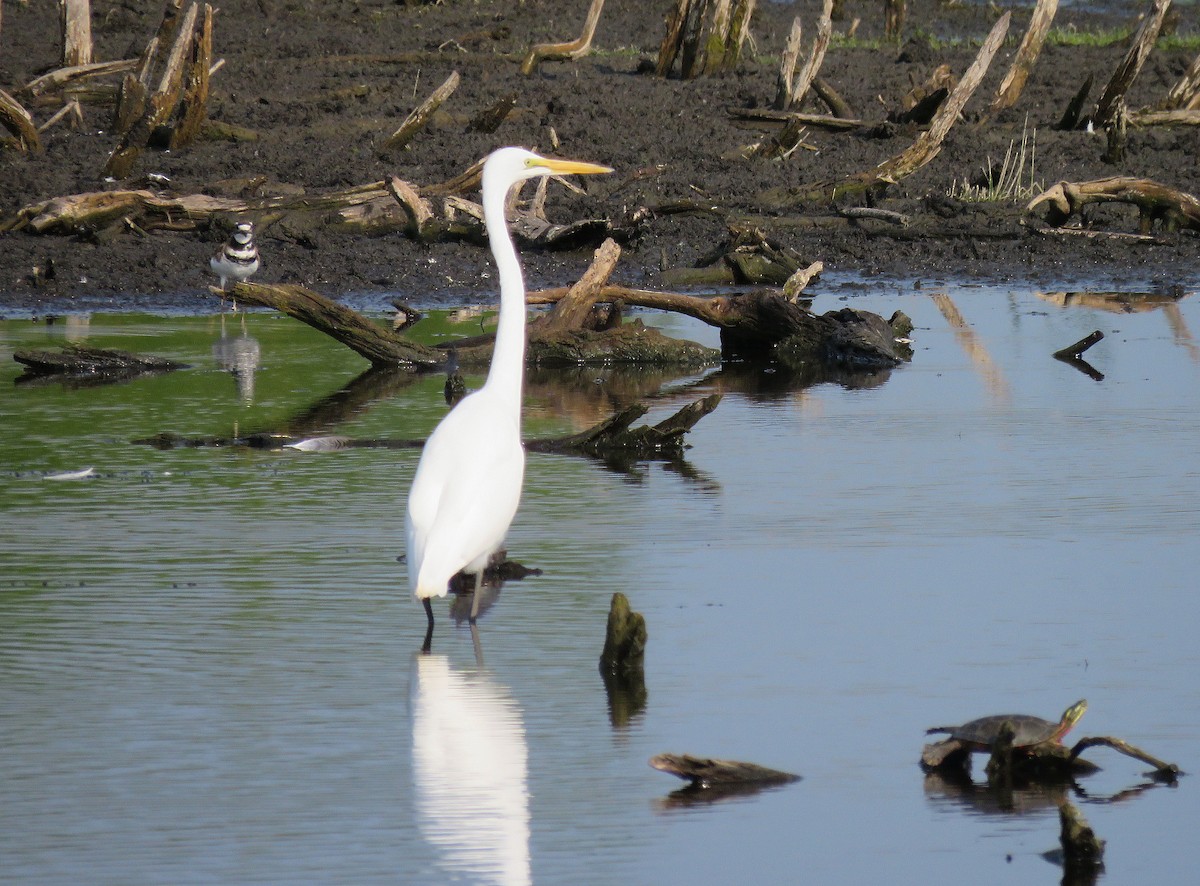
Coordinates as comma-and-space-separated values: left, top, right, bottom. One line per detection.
210, 221, 260, 293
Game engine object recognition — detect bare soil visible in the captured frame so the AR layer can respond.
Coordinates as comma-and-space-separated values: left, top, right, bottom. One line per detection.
2, 0, 1198, 315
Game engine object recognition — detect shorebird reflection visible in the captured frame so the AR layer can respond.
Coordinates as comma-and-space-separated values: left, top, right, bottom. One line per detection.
410, 651, 531, 886
212, 313, 261, 402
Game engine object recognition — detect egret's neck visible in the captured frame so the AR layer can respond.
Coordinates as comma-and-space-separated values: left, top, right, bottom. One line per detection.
482, 176, 527, 417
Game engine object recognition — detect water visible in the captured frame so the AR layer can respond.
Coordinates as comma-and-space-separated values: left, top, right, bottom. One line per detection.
1, 284, 1197, 884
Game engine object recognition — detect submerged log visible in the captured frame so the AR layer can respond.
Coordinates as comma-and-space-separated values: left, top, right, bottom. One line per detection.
1059, 802, 1106, 881
531, 394, 722, 460
139, 389, 720, 463
650, 754, 800, 787
13, 343, 187, 380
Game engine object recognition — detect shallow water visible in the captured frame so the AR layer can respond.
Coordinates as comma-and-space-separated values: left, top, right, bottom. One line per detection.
1, 283, 1197, 885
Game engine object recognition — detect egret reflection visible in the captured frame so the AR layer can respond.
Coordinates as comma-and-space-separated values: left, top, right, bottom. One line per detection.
410, 652, 531, 886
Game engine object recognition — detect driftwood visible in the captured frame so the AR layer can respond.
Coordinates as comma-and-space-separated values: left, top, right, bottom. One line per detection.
983, 0, 1058, 122
521, 0, 605, 75
1161, 49, 1200, 111
4, 164, 621, 246
812, 75, 855, 120
730, 107, 863, 133
1130, 108, 1200, 127
657, 0, 756, 79
21, 59, 138, 102
13, 344, 187, 381
1093, 0, 1172, 128
650, 754, 800, 787
1027, 177, 1200, 234
0, 87, 41, 153
760, 12, 1010, 206
380, 70, 459, 154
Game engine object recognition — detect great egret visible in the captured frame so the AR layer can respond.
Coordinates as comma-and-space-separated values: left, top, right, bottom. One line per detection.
406, 147, 612, 644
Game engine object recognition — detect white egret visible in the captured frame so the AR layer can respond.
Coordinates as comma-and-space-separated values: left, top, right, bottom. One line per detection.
406, 147, 612, 643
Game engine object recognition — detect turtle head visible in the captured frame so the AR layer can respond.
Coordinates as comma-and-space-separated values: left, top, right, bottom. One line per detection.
1062, 699, 1088, 730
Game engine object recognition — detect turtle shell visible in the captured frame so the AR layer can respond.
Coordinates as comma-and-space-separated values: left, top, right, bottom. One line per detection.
927, 699, 1087, 750
942, 713, 1060, 748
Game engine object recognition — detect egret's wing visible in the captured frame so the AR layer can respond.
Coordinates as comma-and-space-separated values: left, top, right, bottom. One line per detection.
405, 393, 525, 595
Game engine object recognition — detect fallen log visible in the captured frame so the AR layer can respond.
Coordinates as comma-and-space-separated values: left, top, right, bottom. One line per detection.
1027, 177, 1200, 234
0, 87, 41, 153
229, 282, 441, 369
379, 69, 459, 154
1130, 108, 1200, 127
1160, 49, 1200, 110
650, 754, 800, 787
21, 59, 138, 101
531, 281, 909, 367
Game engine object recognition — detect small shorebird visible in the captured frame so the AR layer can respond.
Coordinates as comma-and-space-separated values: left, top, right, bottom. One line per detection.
210, 222, 260, 305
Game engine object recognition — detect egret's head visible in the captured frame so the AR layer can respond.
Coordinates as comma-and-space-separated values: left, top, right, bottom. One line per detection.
483, 146, 613, 190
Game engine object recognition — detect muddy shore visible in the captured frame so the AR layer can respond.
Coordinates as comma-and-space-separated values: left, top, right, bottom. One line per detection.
2, 0, 1198, 316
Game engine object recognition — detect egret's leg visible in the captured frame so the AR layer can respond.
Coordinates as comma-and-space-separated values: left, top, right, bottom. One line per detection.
469, 570, 483, 623
421, 597, 434, 653
470, 621, 484, 668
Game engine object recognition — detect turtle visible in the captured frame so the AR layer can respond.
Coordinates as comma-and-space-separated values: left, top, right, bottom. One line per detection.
926, 698, 1088, 751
